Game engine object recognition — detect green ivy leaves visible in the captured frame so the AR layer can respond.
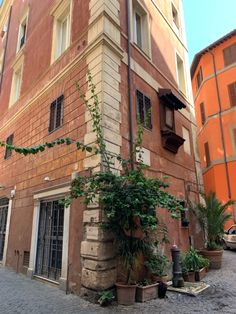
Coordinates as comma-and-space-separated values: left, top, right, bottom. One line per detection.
0, 138, 93, 156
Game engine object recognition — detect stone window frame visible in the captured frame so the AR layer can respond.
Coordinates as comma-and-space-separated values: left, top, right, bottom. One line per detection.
182, 126, 191, 155
16, 11, 29, 53
50, 0, 73, 63
175, 50, 187, 96
28, 185, 71, 290
171, 1, 180, 35
130, 0, 152, 59
9, 52, 24, 107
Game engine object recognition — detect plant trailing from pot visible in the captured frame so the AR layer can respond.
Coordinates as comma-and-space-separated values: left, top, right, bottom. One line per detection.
192, 192, 234, 269
98, 290, 114, 307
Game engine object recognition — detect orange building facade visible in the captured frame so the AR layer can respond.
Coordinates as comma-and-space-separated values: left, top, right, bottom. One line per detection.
191, 29, 236, 228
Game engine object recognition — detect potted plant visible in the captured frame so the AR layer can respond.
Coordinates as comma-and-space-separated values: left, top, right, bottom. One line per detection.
181, 251, 195, 282
195, 254, 209, 281
181, 247, 209, 282
65, 76, 184, 305
136, 279, 158, 302
193, 192, 234, 269
145, 252, 169, 283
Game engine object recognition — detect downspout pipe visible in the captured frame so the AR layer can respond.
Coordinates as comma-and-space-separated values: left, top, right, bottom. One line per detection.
126, 0, 134, 169
207, 48, 231, 199
0, 6, 12, 92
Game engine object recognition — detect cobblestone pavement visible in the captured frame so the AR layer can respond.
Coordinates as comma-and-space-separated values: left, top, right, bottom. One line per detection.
0, 250, 236, 314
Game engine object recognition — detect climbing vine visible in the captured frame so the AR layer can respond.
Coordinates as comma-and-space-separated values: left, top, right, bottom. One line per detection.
0, 74, 184, 284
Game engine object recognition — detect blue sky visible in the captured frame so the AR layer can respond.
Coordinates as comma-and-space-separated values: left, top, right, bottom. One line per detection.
183, 0, 236, 64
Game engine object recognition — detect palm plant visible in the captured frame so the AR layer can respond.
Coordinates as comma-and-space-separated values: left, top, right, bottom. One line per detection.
194, 192, 234, 250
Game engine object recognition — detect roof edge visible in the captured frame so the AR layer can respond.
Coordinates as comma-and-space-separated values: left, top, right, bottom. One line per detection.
190, 28, 236, 78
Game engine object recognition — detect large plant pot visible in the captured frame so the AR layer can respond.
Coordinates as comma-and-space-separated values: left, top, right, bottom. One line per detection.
116, 283, 137, 305
136, 283, 158, 302
195, 267, 206, 281
200, 250, 223, 269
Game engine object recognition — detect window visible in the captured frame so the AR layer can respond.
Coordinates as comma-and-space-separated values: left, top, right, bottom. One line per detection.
49, 95, 64, 132
171, 3, 179, 29
182, 127, 191, 155
204, 142, 211, 167
17, 15, 28, 52
200, 102, 206, 125
4, 134, 14, 160
223, 44, 236, 67
136, 90, 152, 129
165, 106, 174, 130
196, 67, 203, 90
10, 58, 23, 106
51, 0, 71, 62
132, 0, 150, 56
176, 53, 186, 95
233, 128, 236, 148
228, 82, 236, 107
0, 50, 4, 76
179, 201, 189, 227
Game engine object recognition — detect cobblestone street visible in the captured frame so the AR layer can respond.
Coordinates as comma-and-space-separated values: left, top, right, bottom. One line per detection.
0, 250, 235, 314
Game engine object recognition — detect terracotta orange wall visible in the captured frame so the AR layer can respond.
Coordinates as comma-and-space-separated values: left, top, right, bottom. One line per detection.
192, 34, 236, 228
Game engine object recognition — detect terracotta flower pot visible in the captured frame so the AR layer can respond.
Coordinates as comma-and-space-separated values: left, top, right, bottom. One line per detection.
151, 274, 168, 283
200, 249, 223, 269
136, 283, 158, 302
195, 267, 206, 281
116, 283, 137, 305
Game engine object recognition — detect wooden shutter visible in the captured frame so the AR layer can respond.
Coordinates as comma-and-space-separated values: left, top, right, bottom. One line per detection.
204, 142, 211, 167
49, 95, 64, 132
49, 100, 56, 132
144, 96, 152, 129
196, 67, 203, 89
4, 133, 14, 159
228, 82, 236, 107
223, 44, 236, 66
136, 90, 144, 124
234, 129, 236, 147
200, 102, 206, 125
55, 95, 64, 129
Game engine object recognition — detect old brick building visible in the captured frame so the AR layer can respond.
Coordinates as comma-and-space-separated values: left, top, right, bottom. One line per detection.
0, 0, 202, 295
191, 30, 236, 229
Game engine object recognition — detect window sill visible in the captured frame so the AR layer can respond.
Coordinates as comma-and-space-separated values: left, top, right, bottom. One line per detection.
51, 45, 70, 66
48, 124, 63, 135
132, 42, 152, 61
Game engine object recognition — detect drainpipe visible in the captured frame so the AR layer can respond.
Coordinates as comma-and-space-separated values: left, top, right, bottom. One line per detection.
126, 0, 134, 169
0, 6, 12, 92
207, 49, 231, 199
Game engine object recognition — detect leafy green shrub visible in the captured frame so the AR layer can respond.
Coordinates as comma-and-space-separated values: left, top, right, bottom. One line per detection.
145, 253, 169, 277
192, 192, 234, 250
98, 290, 114, 306
181, 247, 209, 273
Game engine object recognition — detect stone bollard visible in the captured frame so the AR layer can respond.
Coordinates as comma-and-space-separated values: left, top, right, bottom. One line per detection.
171, 244, 184, 288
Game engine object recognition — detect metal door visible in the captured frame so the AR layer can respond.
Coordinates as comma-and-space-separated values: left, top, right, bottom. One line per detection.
0, 198, 9, 261
35, 200, 64, 281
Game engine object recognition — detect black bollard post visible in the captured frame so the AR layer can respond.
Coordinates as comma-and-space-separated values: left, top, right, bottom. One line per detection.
171, 244, 184, 288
